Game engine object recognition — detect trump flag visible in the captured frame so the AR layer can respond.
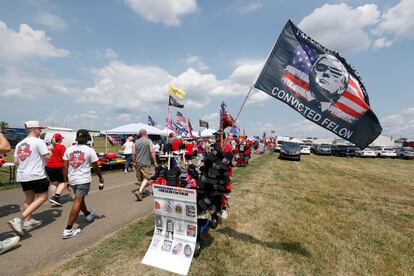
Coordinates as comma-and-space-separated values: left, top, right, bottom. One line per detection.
254, 20, 382, 149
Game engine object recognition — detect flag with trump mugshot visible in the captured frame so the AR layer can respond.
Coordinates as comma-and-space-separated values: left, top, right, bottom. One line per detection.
254, 20, 382, 149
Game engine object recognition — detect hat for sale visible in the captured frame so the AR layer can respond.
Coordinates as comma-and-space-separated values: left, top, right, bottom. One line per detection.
24, 120, 46, 129
53, 133, 64, 142
76, 129, 91, 143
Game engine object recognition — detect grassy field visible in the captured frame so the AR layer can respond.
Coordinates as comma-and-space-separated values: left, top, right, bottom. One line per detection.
45, 154, 414, 275
0, 136, 121, 187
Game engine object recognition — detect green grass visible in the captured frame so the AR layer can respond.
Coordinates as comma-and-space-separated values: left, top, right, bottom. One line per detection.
45, 154, 414, 275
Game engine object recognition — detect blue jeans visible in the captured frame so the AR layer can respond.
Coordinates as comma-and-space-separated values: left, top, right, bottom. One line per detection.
124, 154, 132, 171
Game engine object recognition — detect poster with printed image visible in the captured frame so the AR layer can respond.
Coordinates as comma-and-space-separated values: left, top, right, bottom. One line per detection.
142, 185, 197, 275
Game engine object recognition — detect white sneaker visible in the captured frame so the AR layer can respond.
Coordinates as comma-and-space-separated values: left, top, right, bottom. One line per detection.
62, 228, 81, 239
220, 210, 228, 220
8, 218, 24, 236
0, 236, 20, 255
124, 169, 127, 173
85, 209, 96, 223
23, 218, 42, 230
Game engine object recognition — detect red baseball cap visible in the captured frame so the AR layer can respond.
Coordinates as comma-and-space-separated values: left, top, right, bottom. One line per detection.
53, 133, 64, 142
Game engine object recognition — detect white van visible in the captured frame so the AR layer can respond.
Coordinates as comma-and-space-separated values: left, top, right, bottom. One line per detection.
40, 130, 93, 148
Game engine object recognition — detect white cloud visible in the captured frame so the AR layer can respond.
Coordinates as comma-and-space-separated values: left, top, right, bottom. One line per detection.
0, 66, 75, 100
372, 37, 393, 49
184, 55, 208, 71
104, 48, 119, 60
0, 88, 28, 98
246, 90, 269, 107
298, 3, 380, 53
0, 20, 69, 60
79, 59, 263, 113
35, 12, 66, 31
124, 0, 198, 26
381, 107, 414, 138
229, 1, 263, 14
375, 0, 414, 38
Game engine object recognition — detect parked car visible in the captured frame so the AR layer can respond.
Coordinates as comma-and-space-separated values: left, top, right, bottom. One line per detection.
300, 145, 311, 155
396, 147, 414, 159
279, 142, 301, 161
375, 147, 397, 158
312, 144, 332, 155
331, 145, 356, 157
1, 128, 26, 148
354, 147, 376, 157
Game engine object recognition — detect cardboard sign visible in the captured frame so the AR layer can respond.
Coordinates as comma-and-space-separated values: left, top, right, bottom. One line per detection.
142, 185, 197, 275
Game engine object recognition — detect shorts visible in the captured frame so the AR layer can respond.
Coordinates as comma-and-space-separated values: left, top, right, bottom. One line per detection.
135, 164, 153, 182
20, 178, 50, 194
71, 183, 91, 197
45, 167, 64, 183
185, 154, 193, 161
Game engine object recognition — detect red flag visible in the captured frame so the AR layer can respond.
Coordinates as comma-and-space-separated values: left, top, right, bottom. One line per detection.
220, 101, 236, 131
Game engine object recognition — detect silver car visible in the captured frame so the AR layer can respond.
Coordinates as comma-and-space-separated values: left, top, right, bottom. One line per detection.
396, 147, 414, 159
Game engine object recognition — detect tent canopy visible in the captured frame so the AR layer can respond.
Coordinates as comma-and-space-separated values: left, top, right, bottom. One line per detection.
200, 128, 217, 138
101, 123, 165, 136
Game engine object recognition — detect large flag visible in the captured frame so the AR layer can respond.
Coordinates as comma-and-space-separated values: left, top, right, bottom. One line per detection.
148, 115, 156, 126
169, 95, 184, 108
220, 101, 236, 131
170, 85, 186, 99
176, 111, 188, 129
254, 20, 382, 149
199, 119, 209, 129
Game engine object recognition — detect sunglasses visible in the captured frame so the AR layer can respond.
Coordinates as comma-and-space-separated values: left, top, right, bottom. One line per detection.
314, 63, 344, 77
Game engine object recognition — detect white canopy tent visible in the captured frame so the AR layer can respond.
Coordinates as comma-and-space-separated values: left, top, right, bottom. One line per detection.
101, 123, 165, 136
200, 128, 217, 138
101, 123, 166, 153
161, 128, 175, 136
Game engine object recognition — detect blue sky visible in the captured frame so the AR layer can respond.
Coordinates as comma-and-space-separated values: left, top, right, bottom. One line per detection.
1, 0, 413, 138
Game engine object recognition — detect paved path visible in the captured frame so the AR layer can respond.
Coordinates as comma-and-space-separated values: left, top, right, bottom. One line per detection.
0, 171, 153, 276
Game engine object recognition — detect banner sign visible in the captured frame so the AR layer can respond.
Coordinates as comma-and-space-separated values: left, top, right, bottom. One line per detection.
142, 185, 197, 275
254, 20, 382, 149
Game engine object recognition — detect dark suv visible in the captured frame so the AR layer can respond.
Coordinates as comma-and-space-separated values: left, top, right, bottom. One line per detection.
331, 145, 356, 157
279, 142, 301, 161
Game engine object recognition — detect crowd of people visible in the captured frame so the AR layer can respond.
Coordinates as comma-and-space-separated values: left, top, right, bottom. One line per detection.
0, 120, 273, 255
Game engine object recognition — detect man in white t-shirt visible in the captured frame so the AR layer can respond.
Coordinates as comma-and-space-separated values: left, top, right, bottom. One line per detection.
62, 129, 104, 239
122, 136, 134, 173
8, 121, 52, 236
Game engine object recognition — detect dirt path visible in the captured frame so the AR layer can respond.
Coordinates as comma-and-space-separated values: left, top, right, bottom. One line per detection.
0, 171, 153, 276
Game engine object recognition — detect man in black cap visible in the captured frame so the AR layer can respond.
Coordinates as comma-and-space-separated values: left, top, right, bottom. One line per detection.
62, 129, 104, 239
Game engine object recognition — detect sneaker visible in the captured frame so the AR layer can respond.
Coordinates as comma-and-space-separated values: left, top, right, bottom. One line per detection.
134, 191, 143, 201
124, 169, 127, 173
0, 236, 20, 255
85, 209, 96, 223
62, 228, 81, 239
23, 218, 42, 230
49, 196, 62, 206
220, 210, 228, 220
8, 218, 23, 236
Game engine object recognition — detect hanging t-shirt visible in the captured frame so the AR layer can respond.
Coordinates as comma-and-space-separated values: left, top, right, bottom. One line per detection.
63, 144, 99, 185
14, 137, 49, 182
46, 143, 66, 168
123, 141, 134, 154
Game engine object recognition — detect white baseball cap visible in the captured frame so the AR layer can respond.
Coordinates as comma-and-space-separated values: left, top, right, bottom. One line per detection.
24, 121, 46, 129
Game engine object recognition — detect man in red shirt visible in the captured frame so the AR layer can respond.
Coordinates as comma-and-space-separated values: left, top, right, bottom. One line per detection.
46, 133, 66, 206
184, 141, 194, 165
170, 136, 183, 168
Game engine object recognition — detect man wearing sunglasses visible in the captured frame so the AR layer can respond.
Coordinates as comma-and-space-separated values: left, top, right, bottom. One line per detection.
309, 54, 349, 112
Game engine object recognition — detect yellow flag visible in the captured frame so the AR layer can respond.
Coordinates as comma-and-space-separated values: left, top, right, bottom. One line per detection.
169, 85, 186, 99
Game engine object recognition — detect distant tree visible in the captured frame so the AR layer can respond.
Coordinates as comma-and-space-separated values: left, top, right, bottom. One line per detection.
0, 121, 8, 130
